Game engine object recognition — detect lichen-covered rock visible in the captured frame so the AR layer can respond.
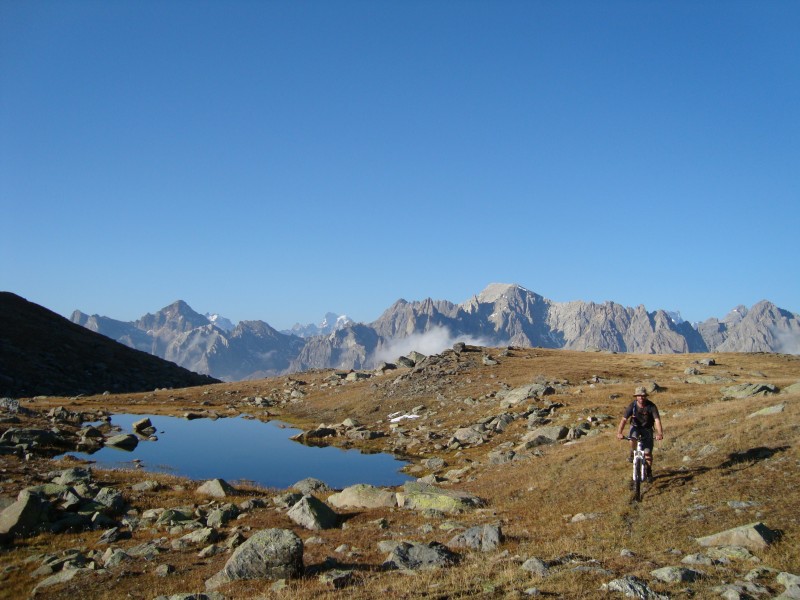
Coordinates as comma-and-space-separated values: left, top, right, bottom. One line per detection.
396, 482, 485, 513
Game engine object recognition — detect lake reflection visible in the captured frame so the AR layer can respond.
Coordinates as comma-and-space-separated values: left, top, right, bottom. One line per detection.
62, 414, 411, 489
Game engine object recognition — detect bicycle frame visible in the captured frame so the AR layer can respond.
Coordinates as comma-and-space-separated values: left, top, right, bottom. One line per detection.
624, 435, 647, 502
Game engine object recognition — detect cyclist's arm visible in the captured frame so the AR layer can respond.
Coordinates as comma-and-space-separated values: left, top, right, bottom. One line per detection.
654, 417, 664, 440
616, 416, 629, 439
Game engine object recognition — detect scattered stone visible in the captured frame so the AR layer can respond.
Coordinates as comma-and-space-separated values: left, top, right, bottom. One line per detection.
131, 480, 161, 492
286, 495, 339, 530
383, 541, 460, 570
290, 477, 331, 495
320, 569, 355, 589
196, 479, 235, 498
650, 566, 703, 583
205, 528, 304, 590
601, 575, 668, 599
155, 563, 175, 577
521, 557, 549, 576
448, 524, 504, 552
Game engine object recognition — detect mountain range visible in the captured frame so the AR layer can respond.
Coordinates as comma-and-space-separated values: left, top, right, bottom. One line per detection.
67, 283, 800, 382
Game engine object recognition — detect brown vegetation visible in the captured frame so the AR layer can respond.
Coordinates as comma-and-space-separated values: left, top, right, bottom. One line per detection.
1, 348, 799, 598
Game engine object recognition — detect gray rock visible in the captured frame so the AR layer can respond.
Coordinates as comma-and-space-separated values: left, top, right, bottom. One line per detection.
319, 569, 354, 589
196, 479, 235, 498
521, 557, 549, 576
272, 492, 303, 509
650, 566, 703, 583
286, 495, 339, 530
290, 477, 331, 495
0, 490, 51, 539
131, 480, 161, 492
105, 434, 139, 450
205, 528, 303, 589
747, 403, 785, 418
423, 457, 446, 470
720, 383, 779, 399
601, 575, 668, 599
328, 484, 397, 509
696, 522, 778, 551
94, 487, 125, 514
448, 524, 504, 552
52, 467, 92, 486
383, 541, 460, 570
206, 504, 239, 528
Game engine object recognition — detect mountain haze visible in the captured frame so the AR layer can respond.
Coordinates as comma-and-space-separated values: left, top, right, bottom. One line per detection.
69, 283, 800, 381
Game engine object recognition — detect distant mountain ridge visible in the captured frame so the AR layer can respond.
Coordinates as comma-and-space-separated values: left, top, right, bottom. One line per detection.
70, 283, 800, 381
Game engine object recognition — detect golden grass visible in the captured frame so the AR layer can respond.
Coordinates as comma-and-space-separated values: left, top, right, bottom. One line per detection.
1, 349, 799, 599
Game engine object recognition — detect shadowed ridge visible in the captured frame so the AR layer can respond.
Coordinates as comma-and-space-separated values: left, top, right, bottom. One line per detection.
0, 291, 219, 397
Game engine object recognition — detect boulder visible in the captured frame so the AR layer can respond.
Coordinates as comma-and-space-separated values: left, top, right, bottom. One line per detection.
94, 487, 126, 514
105, 434, 139, 451
205, 528, 303, 589
286, 495, 339, 530
132, 417, 154, 434
328, 484, 397, 509
696, 522, 779, 551
452, 426, 487, 446
448, 524, 504, 552
747, 403, 785, 418
521, 557, 549, 576
720, 383, 779, 399
601, 575, 668, 599
0, 490, 52, 540
196, 479, 235, 498
396, 482, 485, 513
290, 477, 331, 495
650, 566, 703, 583
498, 384, 554, 408
383, 541, 460, 570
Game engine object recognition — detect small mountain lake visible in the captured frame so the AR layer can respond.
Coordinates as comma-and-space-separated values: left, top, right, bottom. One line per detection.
60, 414, 412, 489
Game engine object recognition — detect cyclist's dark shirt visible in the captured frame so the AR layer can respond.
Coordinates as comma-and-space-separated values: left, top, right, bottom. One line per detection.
623, 400, 660, 430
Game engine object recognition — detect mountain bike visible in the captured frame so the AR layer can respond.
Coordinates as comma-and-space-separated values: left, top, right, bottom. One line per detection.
623, 435, 648, 502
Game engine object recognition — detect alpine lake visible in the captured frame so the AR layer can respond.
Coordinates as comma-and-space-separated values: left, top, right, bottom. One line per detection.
59, 413, 412, 489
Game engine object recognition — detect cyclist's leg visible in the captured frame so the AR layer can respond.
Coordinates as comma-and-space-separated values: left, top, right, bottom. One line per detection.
641, 430, 655, 480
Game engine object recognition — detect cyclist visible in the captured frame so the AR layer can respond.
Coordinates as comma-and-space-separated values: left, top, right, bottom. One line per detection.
616, 386, 664, 482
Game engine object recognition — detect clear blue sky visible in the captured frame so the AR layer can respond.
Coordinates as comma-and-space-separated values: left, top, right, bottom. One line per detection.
2, 1, 798, 329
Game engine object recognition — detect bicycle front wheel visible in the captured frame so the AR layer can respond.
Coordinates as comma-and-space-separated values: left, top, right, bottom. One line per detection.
633, 459, 642, 502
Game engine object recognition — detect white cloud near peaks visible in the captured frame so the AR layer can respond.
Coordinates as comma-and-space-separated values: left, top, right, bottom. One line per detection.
370, 326, 496, 366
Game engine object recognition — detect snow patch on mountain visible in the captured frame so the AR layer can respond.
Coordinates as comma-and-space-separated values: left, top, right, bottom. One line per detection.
205, 313, 236, 332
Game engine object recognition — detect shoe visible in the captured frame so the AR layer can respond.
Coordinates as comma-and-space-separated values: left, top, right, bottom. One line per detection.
627, 451, 633, 463
645, 468, 654, 483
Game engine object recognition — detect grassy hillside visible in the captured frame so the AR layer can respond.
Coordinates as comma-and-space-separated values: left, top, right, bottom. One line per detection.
1, 348, 798, 598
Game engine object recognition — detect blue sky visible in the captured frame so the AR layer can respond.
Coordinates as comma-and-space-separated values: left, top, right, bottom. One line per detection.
2, 1, 798, 329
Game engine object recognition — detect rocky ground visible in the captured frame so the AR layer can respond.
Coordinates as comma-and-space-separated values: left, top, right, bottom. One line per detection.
1, 346, 799, 599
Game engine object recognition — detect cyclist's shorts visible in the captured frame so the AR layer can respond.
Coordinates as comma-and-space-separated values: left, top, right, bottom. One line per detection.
629, 427, 654, 452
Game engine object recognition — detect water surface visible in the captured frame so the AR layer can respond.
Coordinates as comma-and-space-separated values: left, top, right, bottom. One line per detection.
62, 414, 411, 489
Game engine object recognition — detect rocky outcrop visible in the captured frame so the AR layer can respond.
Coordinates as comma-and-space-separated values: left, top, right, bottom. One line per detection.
328, 484, 397, 509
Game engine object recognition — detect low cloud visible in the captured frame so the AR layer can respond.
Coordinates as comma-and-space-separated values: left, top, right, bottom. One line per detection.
773, 328, 800, 355
370, 326, 498, 366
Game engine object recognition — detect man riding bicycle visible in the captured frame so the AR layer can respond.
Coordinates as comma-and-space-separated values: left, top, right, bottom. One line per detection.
616, 386, 664, 482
